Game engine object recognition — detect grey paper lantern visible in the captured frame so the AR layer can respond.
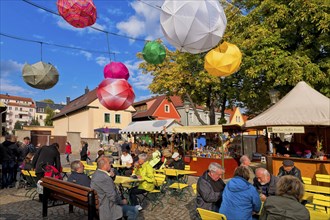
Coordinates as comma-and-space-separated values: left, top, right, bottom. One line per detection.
22, 61, 59, 90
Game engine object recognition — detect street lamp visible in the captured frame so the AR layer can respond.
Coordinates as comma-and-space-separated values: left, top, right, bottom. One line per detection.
269, 89, 280, 104
184, 100, 190, 126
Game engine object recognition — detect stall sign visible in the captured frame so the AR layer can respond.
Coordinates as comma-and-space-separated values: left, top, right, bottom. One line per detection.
267, 126, 305, 133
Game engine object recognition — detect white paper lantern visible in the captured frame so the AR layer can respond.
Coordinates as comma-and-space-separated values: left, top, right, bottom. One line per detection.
160, 0, 227, 54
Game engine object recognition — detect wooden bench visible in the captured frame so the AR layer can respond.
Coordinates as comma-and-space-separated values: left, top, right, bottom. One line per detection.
41, 177, 98, 220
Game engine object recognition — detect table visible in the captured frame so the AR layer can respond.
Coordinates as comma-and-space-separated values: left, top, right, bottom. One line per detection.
114, 176, 143, 195
163, 169, 197, 176
112, 164, 130, 169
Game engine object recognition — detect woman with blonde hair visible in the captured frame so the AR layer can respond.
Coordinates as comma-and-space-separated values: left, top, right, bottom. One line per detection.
260, 175, 309, 220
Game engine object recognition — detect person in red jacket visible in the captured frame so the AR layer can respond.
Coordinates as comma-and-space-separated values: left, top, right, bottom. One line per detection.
65, 142, 72, 163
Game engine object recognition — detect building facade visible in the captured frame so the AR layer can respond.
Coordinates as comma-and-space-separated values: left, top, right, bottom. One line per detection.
0, 94, 35, 134
35, 101, 65, 126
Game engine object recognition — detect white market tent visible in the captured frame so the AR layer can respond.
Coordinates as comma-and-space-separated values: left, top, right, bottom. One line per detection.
172, 125, 223, 133
119, 119, 182, 134
245, 81, 330, 128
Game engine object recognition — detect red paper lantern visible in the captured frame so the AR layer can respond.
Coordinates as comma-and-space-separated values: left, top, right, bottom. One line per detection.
103, 62, 129, 80
57, 0, 97, 28
97, 78, 135, 111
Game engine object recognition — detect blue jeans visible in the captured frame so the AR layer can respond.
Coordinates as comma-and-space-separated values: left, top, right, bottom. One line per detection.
122, 205, 138, 220
2, 160, 16, 188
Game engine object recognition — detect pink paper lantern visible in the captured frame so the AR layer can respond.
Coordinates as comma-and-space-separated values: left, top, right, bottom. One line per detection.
103, 62, 129, 80
57, 0, 97, 28
97, 78, 135, 111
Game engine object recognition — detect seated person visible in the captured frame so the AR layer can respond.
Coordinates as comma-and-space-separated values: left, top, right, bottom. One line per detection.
120, 149, 133, 176
21, 152, 35, 170
167, 152, 185, 170
277, 160, 303, 182
253, 168, 279, 202
196, 162, 226, 212
159, 149, 172, 169
91, 156, 138, 220
67, 160, 91, 187
239, 155, 255, 184
303, 150, 312, 158
276, 141, 291, 156
129, 153, 155, 211
149, 146, 162, 170
260, 175, 309, 220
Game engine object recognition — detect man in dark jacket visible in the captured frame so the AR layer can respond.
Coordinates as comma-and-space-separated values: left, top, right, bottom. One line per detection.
254, 168, 279, 202
32, 143, 61, 181
1, 135, 19, 188
168, 152, 185, 170
68, 160, 91, 187
196, 162, 226, 212
277, 160, 303, 182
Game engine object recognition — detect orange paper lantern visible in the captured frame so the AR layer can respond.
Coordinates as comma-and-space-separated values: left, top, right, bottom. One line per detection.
204, 42, 242, 77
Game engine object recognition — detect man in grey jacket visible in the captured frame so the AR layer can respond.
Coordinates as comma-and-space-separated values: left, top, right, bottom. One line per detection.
196, 162, 226, 212
253, 168, 279, 202
90, 156, 138, 220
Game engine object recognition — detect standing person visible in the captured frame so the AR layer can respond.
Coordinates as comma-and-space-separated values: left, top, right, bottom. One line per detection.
219, 166, 261, 220
253, 168, 279, 202
240, 155, 255, 184
196, 162, 226, 212
260, 175, 309, 220
23, 137, 36, 156
80, 141, 88, 161
277, 160, 303, 182
65, 142, 72, 163
0, 135, 19, 188
32, 143, 61, 181
67, 160, 90, 187
91, 156, 138, 220
129, 153, 155, 211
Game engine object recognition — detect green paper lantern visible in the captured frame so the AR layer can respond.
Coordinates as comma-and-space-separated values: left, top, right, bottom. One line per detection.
142, 41, 166, 64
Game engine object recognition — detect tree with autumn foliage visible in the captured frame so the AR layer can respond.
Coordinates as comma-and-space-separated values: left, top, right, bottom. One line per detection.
138, 0, 329, 122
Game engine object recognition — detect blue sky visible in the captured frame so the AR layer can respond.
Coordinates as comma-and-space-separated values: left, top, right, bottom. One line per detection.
0, 0, 166, 104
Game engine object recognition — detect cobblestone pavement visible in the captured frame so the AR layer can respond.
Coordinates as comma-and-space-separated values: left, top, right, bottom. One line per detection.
0, 179, 199, 220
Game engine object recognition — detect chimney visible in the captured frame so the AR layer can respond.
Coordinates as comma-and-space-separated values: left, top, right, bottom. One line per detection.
85, 86, 89, 94
66, 97, 70, 105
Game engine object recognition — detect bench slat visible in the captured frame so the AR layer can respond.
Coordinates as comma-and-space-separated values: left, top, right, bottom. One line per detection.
42, 177, 91, 197
42, 182, 89, 202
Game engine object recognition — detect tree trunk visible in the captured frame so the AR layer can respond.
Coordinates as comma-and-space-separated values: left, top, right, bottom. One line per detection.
186, 93, 207, 125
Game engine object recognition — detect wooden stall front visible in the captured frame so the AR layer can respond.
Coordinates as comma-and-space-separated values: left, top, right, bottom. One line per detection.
267, 156, 330, 185
185, 156, 239, 179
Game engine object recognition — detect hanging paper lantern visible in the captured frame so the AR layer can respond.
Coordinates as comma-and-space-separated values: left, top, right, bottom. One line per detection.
142, 41, 166, 64
103, 62, 129, 80
97, 78, 135, 111
204, 42, 242, 77
160, 0, 227, 54
22, 61, 59, 90
57, 0, 97, 28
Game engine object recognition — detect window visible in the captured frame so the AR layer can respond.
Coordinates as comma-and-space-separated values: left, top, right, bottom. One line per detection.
9, 107, 12, 110
29, 109, 33, 112
39, 115, 43, 120
15, 107, 18, 110
164, 105, 170, 113
20, 108, 22, 111
115, 114, 121, 123
236, 116, 240, 123
104, 113, 110, 123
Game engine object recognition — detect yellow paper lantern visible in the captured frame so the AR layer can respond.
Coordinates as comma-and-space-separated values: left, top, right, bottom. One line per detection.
204, 42, 242, 77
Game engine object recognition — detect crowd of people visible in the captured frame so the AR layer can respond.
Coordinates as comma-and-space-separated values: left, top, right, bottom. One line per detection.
0, 136, 312, 220
196, 155, 309, 220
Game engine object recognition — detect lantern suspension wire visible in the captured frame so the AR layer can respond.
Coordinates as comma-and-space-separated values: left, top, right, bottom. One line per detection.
40, 42, 43, 61
0, 32, 116, 56
21, 0, 149, 42
136, 0, 161, 10
106, 33, 112, 62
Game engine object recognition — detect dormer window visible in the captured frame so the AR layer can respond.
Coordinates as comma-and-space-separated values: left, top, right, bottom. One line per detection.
164, 104, 170, 113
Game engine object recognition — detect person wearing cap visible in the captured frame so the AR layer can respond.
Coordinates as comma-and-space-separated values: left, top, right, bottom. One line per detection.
277, 160, 303, 182
168, 152, 185, 170
159, 149, 172, 169
196, 162, 226, 212
253, 168, 279, 202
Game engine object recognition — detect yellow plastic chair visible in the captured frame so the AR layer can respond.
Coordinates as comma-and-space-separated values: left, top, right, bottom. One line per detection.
184, 165, 191, 171
316, 174, 330, 184
21, 170, 38, 199
165, 169, 189, 201
81, 161, 88, 166
306, 194, 330, 213
302, 177, 312, 185
309, 209, 330, 220
197, 208, 227, 220
142, 173, 167, 210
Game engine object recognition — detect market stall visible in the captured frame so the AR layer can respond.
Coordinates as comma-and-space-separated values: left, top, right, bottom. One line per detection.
245, 81, 330, 181
173, 125, 239, 178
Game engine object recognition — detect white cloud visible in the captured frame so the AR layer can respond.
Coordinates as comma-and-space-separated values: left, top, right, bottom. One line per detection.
123, 60, 153, 90
116, 1, 163, 41
95, 56, 110, 66
79, 51, 93, 60
56, 17, 106, 34
0, 60, 35, 95
107, 8, 124, 16
135, 94, 153, 102
0, 60, 24, 77
32, 34, 44, 40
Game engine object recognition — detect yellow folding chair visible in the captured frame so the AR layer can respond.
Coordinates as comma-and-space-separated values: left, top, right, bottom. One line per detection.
142, 173, 167, 210
302, 177, 312, 185
316, 174, 330, 184
197, 208, 227, 220
191, 183, 197, 196
165, 169, 189, 202
21, 170, 38, 199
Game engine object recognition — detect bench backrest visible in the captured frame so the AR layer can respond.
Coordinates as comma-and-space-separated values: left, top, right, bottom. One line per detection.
302, 177, 312, 185
304, 184, 330, 195
316, 174, 330, 184
41, 177, 98, 209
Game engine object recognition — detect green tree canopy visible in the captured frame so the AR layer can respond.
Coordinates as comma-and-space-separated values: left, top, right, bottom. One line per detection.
44, 106, 55, 126
40, 99, 54, 104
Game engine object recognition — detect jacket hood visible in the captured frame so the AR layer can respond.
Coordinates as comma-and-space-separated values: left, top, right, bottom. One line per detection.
227, 176, 251, 192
